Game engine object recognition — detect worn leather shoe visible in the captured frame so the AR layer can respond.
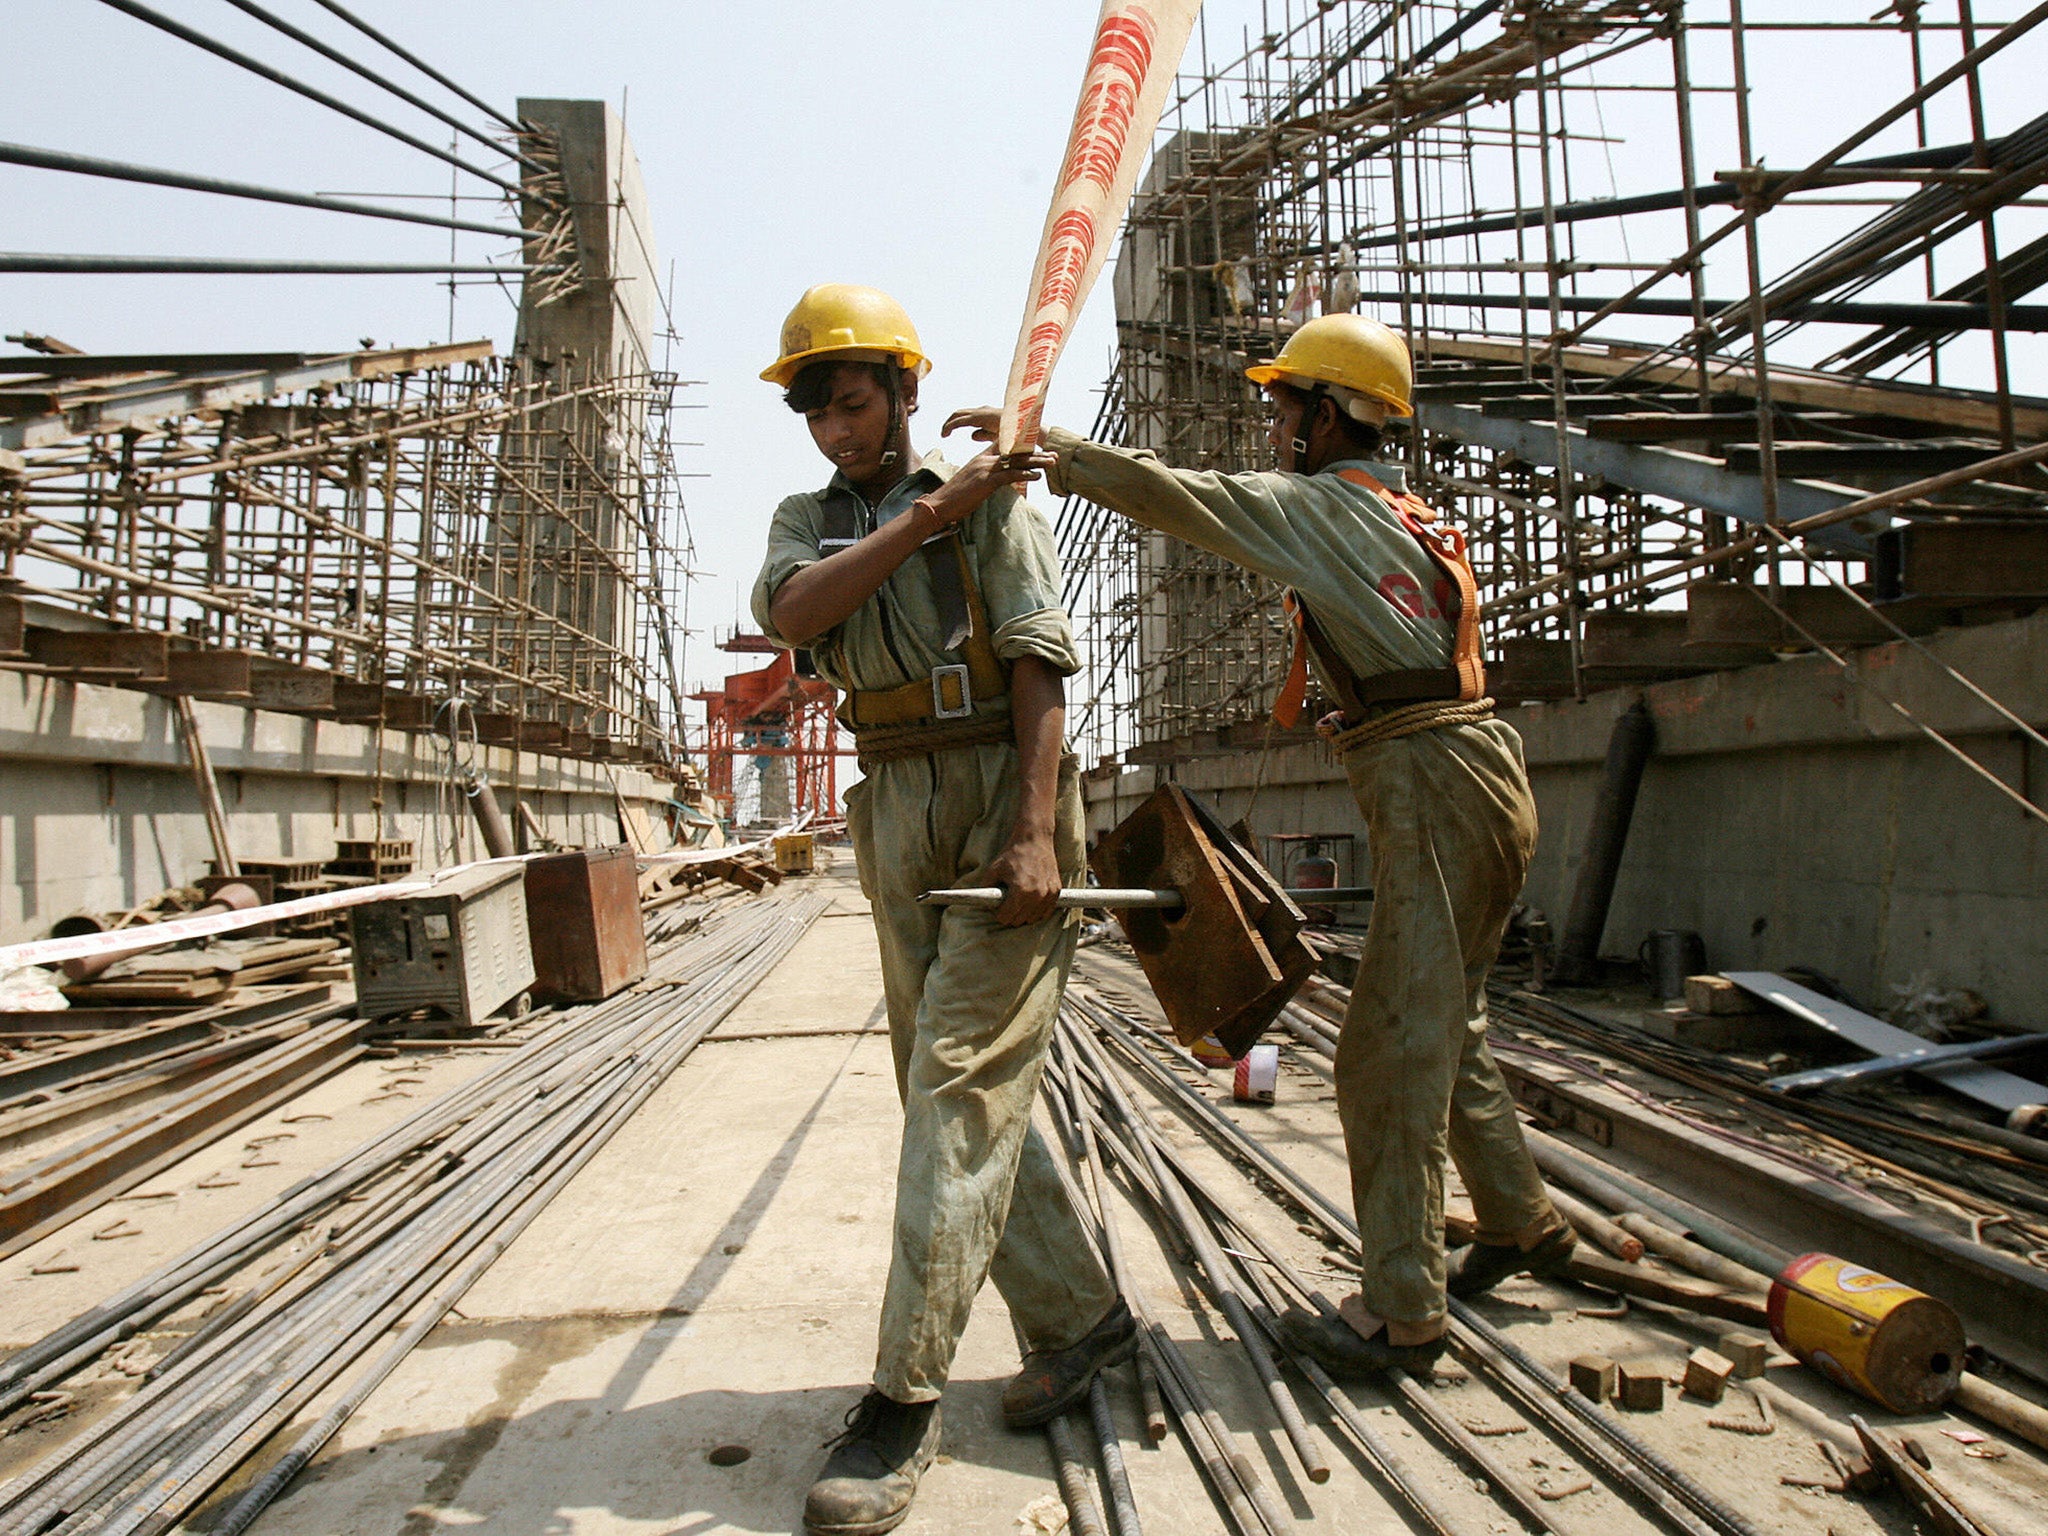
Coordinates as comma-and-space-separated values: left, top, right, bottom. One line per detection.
1002, 1299, 1141, 1428
1279, 1307, 1446, 1379
803, 1391, 941, 1536
1445, 1223, 1578, 1298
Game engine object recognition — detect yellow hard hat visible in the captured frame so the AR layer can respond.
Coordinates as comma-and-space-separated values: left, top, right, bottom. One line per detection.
761, 284, 932, 387
1246, 313, 1413, 418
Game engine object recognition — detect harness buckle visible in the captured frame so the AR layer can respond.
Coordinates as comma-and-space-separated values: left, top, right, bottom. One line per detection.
930, 664, 973, 720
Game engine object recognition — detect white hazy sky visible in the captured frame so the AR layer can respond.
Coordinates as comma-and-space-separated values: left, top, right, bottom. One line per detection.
4, 0, 1284, 698
5, 3, 2041, 712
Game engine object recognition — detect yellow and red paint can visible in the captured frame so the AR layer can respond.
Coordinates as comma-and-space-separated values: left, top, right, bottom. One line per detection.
1768, 1253, 1964, 1412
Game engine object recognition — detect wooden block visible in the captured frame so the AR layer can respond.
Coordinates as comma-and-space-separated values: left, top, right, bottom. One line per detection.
1616, 1362, 1666, 1412
1637, 1006, 1789, 1051
1683, 1347, 1735, 1405
1717, 1331, 1770, 1380
1569, 1355, 1618, 1404
1684, 975, 1760, 1016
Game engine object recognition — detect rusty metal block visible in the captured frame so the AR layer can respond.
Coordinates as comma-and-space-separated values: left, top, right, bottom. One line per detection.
247, 665, 335, 713
523, 846, 647, 1003
331, 680, 386, 720
521, 720, 566, 750
383, 694, 435, 731
1877, 521, 2048, 601
157, 648, 254, 698
1684, 582, 1923, 648
473, 710, 522, 745
1089, 784, 1315, 1058
1582, 611, 1772, 672
25, 627, 168, 678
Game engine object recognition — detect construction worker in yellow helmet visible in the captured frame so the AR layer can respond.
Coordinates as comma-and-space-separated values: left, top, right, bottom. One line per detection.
752, 285, 1129, 1536
946, 311, 1569, 1381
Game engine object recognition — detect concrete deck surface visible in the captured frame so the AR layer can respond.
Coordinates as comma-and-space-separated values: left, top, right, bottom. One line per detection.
5, 869, 2044, 1534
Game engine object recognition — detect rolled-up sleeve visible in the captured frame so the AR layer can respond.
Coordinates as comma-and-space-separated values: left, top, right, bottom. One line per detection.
975, 489, 1080, 677
750, 494, 823, 649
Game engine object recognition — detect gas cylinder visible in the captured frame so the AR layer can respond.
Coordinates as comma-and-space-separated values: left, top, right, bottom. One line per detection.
1293, 842, 1338, 924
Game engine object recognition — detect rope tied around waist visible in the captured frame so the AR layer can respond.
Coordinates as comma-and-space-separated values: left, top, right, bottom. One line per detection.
854, 712, 1013, 766
1324, 697, 1496, 754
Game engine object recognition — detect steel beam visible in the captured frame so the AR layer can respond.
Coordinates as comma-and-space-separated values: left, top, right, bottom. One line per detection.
1416, 399, 1872, 552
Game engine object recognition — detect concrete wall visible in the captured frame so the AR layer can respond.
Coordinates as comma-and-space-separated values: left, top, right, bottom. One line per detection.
0, 674, 676, 944
1083, 609, 2048, 1029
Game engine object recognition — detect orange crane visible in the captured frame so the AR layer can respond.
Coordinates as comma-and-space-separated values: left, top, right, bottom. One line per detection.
691, 635, 847, 823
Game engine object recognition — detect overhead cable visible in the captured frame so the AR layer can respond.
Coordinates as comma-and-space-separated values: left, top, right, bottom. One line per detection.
0, 141, 539, 241
93, 0, 530, 200
217, 0, 554, 181
310, 0, 527, 136
0, 253, 560, 275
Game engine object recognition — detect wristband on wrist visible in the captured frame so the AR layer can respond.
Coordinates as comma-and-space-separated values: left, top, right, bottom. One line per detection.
911, 494, 946, 534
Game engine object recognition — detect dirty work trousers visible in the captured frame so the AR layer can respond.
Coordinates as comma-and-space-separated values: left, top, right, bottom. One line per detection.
845, 740, 1118, 1403
1336, 718, 1559, 1331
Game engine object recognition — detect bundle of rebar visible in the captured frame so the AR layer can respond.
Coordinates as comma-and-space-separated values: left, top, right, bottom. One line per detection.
1043, 988, 1783, 1536
0, 887, 826, 1535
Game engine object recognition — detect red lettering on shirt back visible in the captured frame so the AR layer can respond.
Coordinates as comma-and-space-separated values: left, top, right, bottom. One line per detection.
1377, 572, 1435, 619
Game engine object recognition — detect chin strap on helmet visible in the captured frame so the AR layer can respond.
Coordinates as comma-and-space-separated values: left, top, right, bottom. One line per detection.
878, 365, 904, 470
1289, 384, 1327, 473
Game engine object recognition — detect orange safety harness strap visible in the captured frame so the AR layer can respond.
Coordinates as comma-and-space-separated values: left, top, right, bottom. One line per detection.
1271, 467, 1485, 728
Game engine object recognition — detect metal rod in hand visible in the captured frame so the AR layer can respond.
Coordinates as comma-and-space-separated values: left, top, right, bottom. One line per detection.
921, 887, 1184, 908
919, 886, 1375, 908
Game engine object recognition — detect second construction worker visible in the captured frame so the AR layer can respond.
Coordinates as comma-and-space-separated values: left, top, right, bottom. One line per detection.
751, 285, 1131, 1536
947, 313, 1570, 1378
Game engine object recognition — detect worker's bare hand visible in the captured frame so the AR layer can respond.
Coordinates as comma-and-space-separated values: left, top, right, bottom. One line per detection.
941, 406, 1004, 443
971, 835, 1061, 926
921, 447, 1055, 530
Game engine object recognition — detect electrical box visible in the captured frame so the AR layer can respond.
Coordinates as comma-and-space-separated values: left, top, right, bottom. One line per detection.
524, 845, 648, 1003
349, 863, 533, 1026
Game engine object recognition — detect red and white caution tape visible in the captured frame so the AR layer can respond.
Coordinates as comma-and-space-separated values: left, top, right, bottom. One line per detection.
998, 0, 1202, 453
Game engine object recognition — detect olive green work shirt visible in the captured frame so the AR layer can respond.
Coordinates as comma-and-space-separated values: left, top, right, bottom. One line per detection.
751, 451, 1080, 715
1043, 427, 1457, 692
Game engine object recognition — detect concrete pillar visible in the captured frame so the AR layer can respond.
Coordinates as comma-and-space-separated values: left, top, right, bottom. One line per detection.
471, 100, 658, 742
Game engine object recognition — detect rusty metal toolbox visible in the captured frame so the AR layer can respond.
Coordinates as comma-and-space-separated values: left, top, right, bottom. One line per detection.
348, 863, 533, 1025
523, 845, 648, 1003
